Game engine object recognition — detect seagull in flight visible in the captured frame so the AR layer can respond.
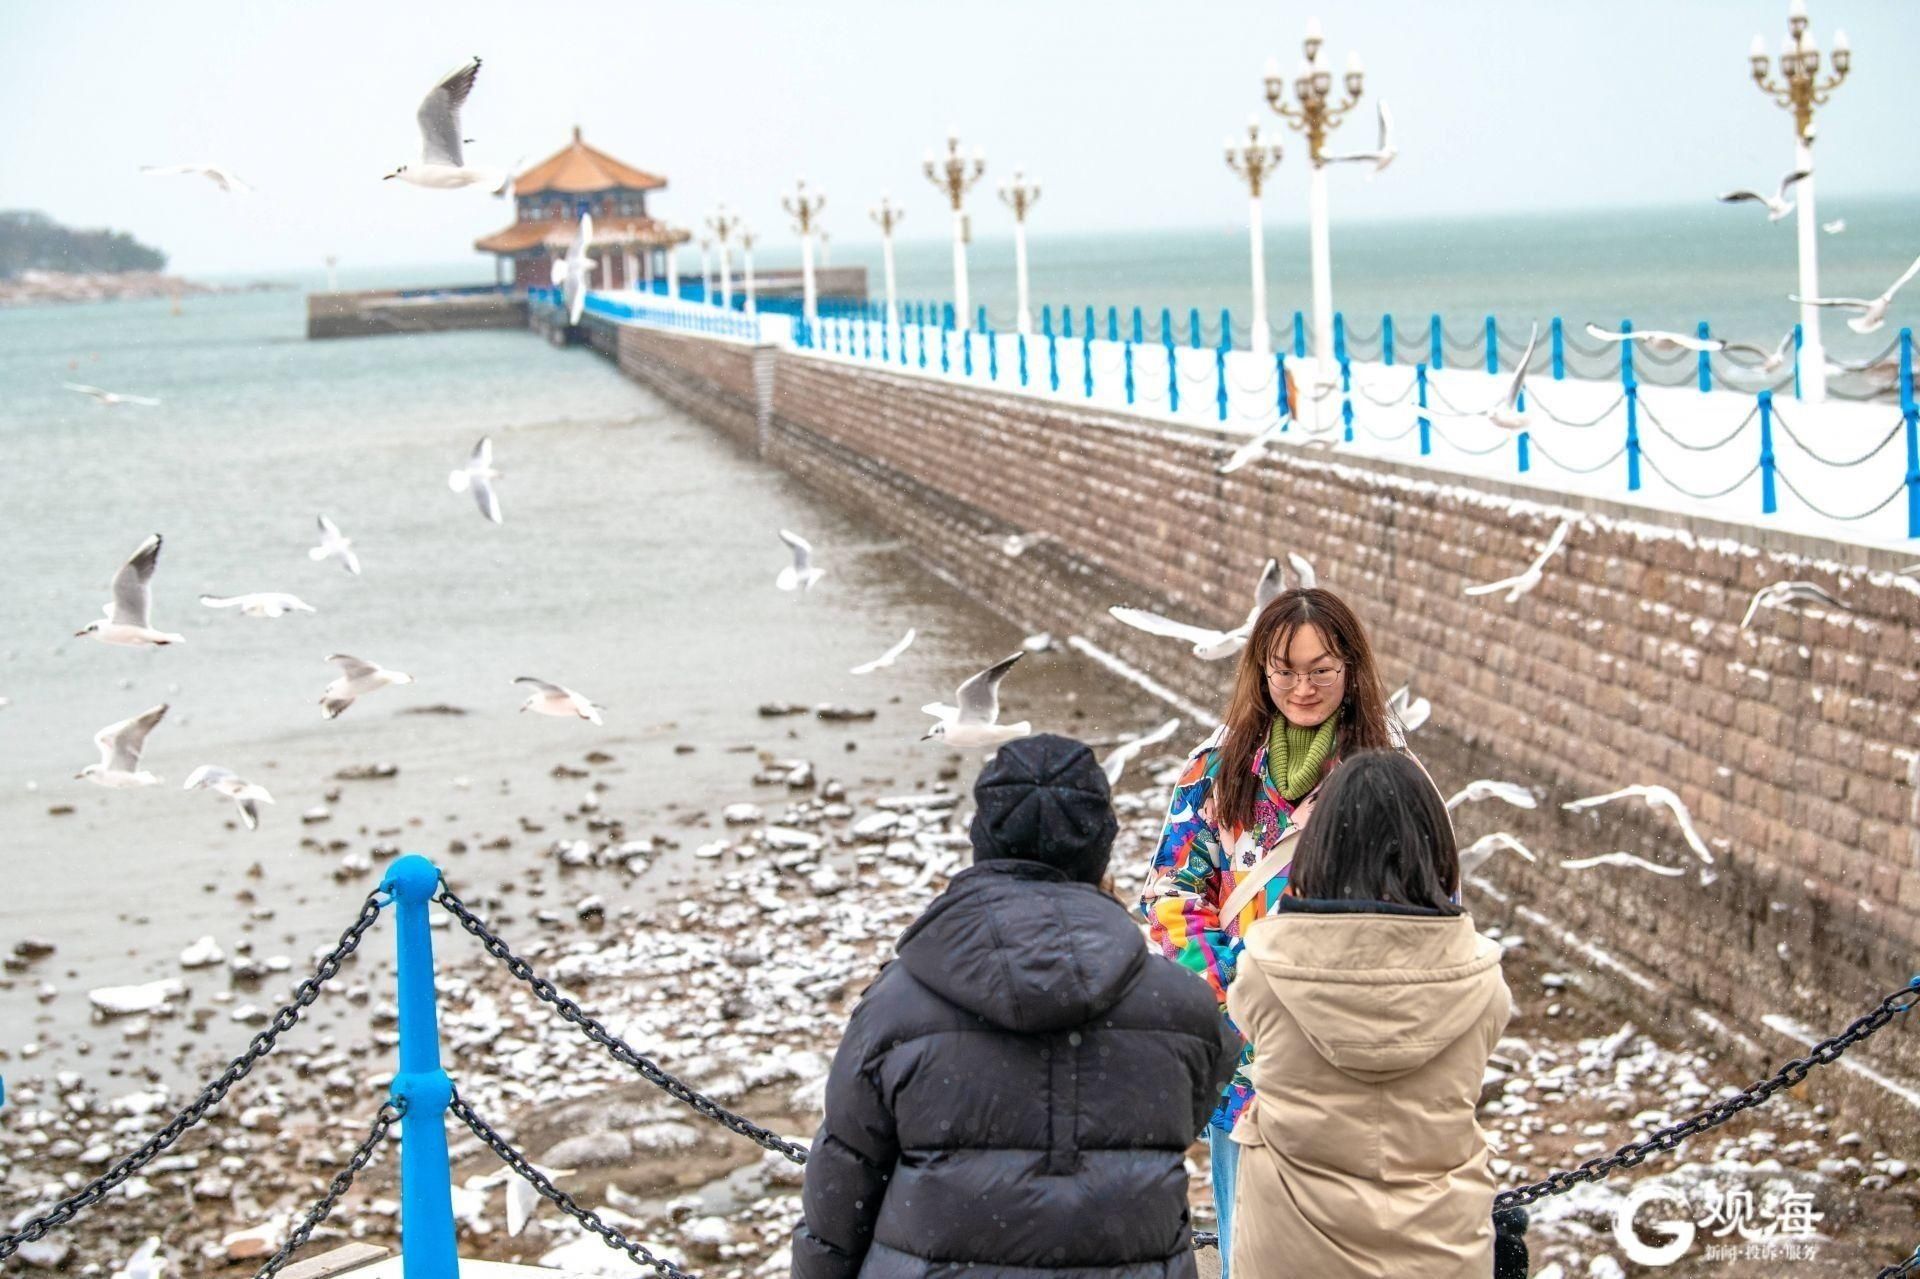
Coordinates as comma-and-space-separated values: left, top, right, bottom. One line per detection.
1286, 552, 1317, 590
141, 163, 252, 194
1581, 323, 1729, 356
1792, 254, 1920, 334
1460, 832, 1538, 879
1464, 518, 1570, 603
64, 382, 159, 407
448, 436, 502, 524
1101, 717, 1182, 785
851, 629, 917, 675
554, 212, 596, 326
77, 704, 169, 788
1562, 784, 1715, 865
1720, 329, 1796, 375
1445, 779, 1537, 812
1739, 580, 1844, 630
776, 529, 825, 592
384, 58, 501, 190
514, 677, 603, 725
1110, 558, 1283, 660
1486, 324, 1538, 431
1322, 101, 1396, 176
76, 534, 183, 647
309, 515, 361, 575
922, 652, 1031, 749
199, 592, 315, 619
1387, 684, 1430, 735
1717, 169, 1810, 222
1559, 852, 1687, 878
183, 765, 275, 830
319, 654, 413, 719
1822, 218, 1846, 235
1218, 417, 1295, 475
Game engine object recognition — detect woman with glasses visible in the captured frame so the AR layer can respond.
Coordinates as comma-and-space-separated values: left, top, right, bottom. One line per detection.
1138, 587, 1411, 1275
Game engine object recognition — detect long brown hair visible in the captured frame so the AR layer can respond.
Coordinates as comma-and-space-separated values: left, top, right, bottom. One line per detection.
1289, 750, 1461, 912
1213, 587, 1393, 832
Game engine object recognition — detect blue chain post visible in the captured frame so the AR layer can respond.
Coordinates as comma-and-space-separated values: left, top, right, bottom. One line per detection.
880, 314, 891, 363
1189, 307, 1201, 350
940, 325, 950, 374
1063, 307, 1074, 339
1215, 345, 1228, 421
1162, 308, 1179, 413
862, 315, 872, 360
1048, 331, 1060, 393
977, 304, 987, 334
1018, 333, 1030, 386
1132, 307, 1143, 345
1383, 314, 1396, 366
1758, 390, 1778, 515
1793, 322, 1804, 400
987, 327, 998, 381
1124, 338, 1135, 404
963, 329, 973, 378
382, 855, 459, 1279
1696, 321, 1712, 393
1276, 352, 1290, 422
918, 315, 927, 369
1042, 305, 1054, 338
1551, 316, 1565, 380
1293, 310, 1306, 359
1340, 357, 1354, 441
943, 302, 955, 333
1220, 308, 1233, 353
1622, 320, 1642, 491
1901, 328, 1918, 537
1485, 315, 1498, 375
1334, 312, 1347, 364
1108, 306, 1119, 342
1518, 428, 1531, 473
1429, 314, 1443, 371
1083, 328, 1093, 398
1085, 306, 1095, 347
1417, 362, 1432, 455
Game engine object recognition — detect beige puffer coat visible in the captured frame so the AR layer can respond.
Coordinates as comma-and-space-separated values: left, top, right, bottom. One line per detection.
1224, 900, 1511, 1279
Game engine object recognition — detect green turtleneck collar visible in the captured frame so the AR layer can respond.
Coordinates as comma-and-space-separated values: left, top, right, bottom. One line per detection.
1266, 711, 1340, 802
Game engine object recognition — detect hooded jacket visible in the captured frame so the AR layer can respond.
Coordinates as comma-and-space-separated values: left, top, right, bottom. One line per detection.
1224, 898, 1511, 1279
792, 860, 1239, 1279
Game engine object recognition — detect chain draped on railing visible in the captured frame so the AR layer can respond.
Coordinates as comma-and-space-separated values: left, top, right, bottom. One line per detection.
250, 1100, 405, 1279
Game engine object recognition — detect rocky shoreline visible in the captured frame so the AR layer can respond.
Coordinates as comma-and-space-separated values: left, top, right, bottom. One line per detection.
1, 726, 1912, 1276
0, 270, 288, 308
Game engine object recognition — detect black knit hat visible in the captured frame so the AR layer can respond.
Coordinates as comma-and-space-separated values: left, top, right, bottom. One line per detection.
969, 734, 1118, 884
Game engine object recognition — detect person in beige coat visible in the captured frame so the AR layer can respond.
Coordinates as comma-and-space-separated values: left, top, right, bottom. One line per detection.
1225, 750, 1516, 1279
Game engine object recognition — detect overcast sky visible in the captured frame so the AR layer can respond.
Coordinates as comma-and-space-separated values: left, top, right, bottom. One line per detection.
6, 1, 1916, 274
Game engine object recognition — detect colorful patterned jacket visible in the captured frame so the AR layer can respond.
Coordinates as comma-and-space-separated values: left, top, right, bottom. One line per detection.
1137, 724, 1331, 1133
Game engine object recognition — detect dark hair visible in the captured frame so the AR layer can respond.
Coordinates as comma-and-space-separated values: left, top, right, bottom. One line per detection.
1215, 587, 1394, 831
1287, 750, 1460, 912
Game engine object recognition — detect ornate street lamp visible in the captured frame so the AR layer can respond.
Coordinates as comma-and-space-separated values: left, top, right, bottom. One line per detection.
924, 131, 987, 326
739, 226, 758, 317
1750, 0, 1852, 401
1264, 16, 1367, 381
707, 204, 742, 310
997, 171, 1041, 336
782, 178, 826, 328
1225, 119, 1284, 359
869, 194, 906, 329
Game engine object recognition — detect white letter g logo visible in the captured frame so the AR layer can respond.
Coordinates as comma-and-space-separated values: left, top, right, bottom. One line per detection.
1615, 1181, 1696, 1267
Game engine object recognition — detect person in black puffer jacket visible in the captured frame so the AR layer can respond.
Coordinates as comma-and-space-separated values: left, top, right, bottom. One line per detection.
792, 733, 1239, 1278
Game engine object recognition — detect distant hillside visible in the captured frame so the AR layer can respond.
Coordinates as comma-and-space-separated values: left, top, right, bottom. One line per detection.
0, 209, 166, 278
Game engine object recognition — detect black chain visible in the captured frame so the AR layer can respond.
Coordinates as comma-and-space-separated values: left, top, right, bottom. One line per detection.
249, 1099, 404, 1279
451, 1090, 699, 1279
1771, 409, 1906, 469
433, 880, 811, 1163
1495, 978, 1919, 1211
1525, 390, 1626, 430
0, 889, 388, 1258
1636, 399, 1759, 453
1773, 468, 1908, 523
1639, 453, 1761, 501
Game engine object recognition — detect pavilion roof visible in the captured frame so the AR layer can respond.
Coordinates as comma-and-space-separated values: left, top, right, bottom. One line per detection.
474, 215, 690, 255
511, 125, 667, 195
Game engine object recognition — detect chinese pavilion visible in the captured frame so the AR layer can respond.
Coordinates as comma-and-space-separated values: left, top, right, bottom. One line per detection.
475, 126, 690, 290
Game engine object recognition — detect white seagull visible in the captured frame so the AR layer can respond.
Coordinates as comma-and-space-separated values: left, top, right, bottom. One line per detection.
554, 212, 596, 326
309, 515, 361, 576
448, 436, 502, 524
199, 592, 315, 619
76, 534, 183, 647
64, 382, 160, 407
1559, 852, 1687, 878
921, 652, 1031, 749
319, 654, 414, 720
1739, 580, 1844, 630
1792, 254, 1920, 335
1322, 100, 1396, 175
141, 163, 251, 194
1218, 418, 1295, 475
1823, 218, 1847, 235
384, 58, 500, 190
1717, 169, 1810, 222
78, 704, 169, 788
1110, 559, 1283, 661
850, 629, 917, 676
1721, 329, 1797, 375
183, 765, 275, 830
1387, 684, 1430, 735
1460, 832, 1538, 879
1286, 552, 1317, 590
1562, 784, 1715, 865
1445, 780, 1537, 812
1581, 323, 1728, 356
1486, 324, 1539, 431
1101, 717, 1182, 785
514, 676, 603, 725
1464, 518, 1571, 603
776, 529, 825, 592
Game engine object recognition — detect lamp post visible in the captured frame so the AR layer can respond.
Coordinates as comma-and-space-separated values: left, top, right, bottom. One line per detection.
924, 131, 987, 325
782, 178, 826, 329
1225, 119, 1284, 359
708, 204, 741, 311
1265, 17, 1366, 377
998, 171, 1041, 336
697, 235, 713, 306
1750, 0, 1851, 403
869, 194, 905, 329
740, 226, 758, 317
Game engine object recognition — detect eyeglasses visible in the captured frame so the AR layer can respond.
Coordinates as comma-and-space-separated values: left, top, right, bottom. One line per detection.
1266, 661, 1345, 690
